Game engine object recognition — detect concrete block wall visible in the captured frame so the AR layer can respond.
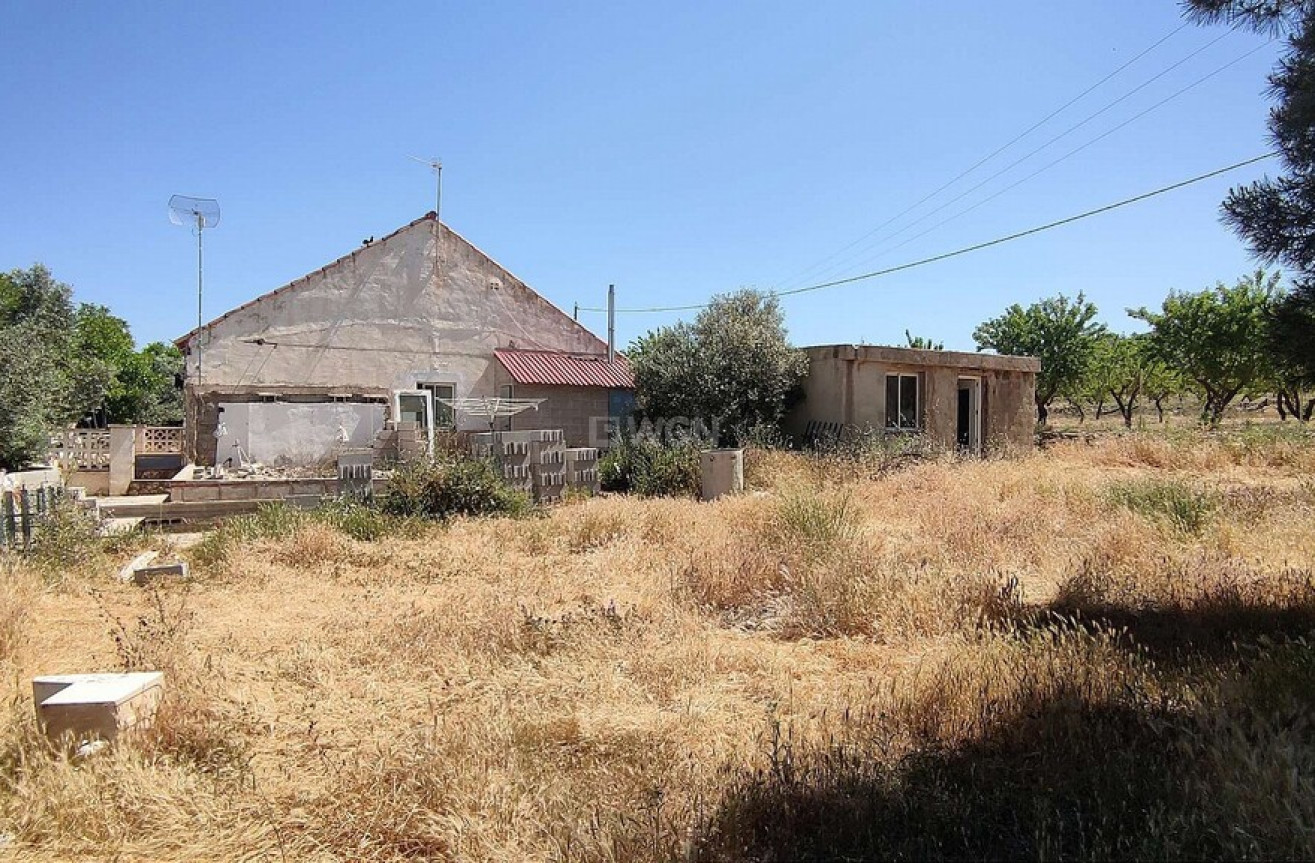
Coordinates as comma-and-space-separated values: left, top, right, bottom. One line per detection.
509, 385, 610, 447
471, 430, 568, 502
565, 447, 600, 495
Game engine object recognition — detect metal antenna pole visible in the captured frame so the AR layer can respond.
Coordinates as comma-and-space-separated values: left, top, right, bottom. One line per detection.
196, 212, 204, 385
434, 161, 442, 286
168, 194, 220, 396
434, 160, 442, 228
410, 156, 443, 287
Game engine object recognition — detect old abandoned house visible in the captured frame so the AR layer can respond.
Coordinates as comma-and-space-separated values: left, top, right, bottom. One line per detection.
175, 213, 633, 465
785, 344, 1040, 453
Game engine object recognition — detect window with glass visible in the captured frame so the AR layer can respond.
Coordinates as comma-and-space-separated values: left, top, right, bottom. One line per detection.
885, 373, 920, 430
417, 382, 456, 428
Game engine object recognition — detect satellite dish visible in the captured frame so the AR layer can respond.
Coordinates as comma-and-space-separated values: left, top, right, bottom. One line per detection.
168, 195, 220, 229
170, 194, 221, 389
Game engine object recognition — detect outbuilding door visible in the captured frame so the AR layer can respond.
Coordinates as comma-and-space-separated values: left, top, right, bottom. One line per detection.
956, 377, 982, 455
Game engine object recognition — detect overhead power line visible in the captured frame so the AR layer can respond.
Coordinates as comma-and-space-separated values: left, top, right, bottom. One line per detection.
856, 37, 1276, 268
777, 28, 1239, 292
577, 152, 1277, 315
770, 22, 1195, 292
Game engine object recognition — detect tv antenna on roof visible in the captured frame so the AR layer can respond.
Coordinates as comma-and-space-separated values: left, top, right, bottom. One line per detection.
408, 155, 443, 282
408, 155, 442, 221
168, 195, 221, 385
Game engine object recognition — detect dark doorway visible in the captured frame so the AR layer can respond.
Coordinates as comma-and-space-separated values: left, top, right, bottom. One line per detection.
956, 377, 981, 455
957, 387, 971, 448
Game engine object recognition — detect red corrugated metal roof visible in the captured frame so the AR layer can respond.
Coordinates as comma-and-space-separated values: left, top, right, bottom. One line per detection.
495, 349, 634, 389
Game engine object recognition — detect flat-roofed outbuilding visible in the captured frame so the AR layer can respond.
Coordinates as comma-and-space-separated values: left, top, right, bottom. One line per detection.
786, 344, 1040, 454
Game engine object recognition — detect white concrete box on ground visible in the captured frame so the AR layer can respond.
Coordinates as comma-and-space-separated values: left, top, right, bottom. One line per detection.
700, 449, 744, 501
32, 672, 164, 743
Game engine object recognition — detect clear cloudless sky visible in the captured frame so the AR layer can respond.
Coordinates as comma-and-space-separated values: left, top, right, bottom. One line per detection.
0, 1, 1285, 351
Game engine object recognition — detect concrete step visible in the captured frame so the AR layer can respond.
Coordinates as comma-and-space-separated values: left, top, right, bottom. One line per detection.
97, 495, 321, 526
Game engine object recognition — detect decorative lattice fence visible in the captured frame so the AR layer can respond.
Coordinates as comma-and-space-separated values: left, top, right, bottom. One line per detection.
139, 426, 184, 455
49, 429, 111, 471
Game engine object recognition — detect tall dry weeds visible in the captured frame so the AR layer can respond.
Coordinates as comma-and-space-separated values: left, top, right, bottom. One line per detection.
2, 426, 1314, 860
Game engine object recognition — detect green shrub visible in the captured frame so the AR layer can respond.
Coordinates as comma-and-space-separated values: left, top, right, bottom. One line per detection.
381, 456, 531, 520
240, 501, 305, 540
186, 502, 305, 571
598, 447, 629, 493
598, 435, 702, 497
809, 426, 943, 482
28, 496, 104, 570
1108, 478, 1218, 534
770, 487, 859, 558
313, 497, 408, 541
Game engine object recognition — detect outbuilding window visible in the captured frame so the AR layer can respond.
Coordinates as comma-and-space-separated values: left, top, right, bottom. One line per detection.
885, 373, 920, 430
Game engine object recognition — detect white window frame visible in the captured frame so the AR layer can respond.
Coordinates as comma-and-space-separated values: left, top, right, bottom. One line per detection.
417, 381, 457, 430
392, 389, 436, 454
885, 373, 921, 431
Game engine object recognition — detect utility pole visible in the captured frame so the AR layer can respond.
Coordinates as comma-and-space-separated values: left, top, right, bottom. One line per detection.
607, 284, 615, 363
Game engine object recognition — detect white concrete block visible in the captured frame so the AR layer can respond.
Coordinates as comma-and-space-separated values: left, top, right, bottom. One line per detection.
33, 672, 164, 743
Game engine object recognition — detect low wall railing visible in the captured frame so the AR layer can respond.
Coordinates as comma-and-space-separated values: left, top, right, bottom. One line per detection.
138, 426, 184, 455
49, 429, 112, 471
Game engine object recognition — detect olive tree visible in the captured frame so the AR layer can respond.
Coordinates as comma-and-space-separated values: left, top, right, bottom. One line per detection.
1187, 1, 1315, 388
629, 289, 807, 445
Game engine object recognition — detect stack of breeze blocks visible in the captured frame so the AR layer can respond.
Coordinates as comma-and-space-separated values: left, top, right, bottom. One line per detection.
564, 447, 600, 495
374, 420, 428, 464
471, 430, 598, 502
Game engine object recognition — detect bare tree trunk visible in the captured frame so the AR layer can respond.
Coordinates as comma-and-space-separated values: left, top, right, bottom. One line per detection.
1280, 391, 1313, 422
1204, 386, 1240, 426
1111, 393, 1134, 428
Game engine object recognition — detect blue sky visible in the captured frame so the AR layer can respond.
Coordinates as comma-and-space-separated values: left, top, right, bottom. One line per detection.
0, 2, 1283, 351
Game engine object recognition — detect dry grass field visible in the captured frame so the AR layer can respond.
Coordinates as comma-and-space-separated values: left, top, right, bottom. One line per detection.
3, 425, 1315, 861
